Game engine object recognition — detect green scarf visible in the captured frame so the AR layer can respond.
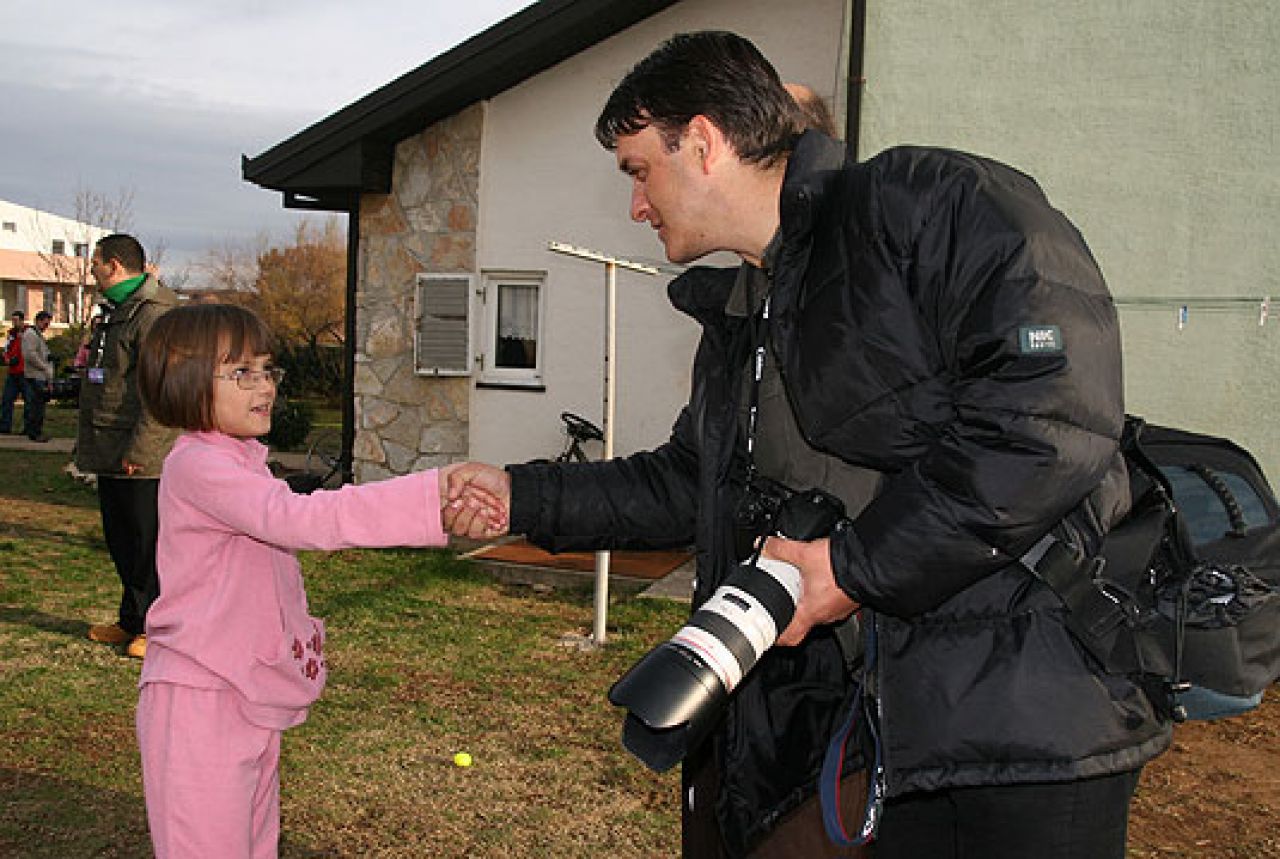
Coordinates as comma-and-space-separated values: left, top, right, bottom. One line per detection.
103, 274, 146, 304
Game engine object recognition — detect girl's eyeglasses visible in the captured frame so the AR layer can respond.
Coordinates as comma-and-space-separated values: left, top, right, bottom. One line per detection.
214, 367, 286, 390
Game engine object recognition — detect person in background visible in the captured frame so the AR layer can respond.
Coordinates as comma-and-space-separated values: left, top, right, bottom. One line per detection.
80, 234, 179, 660
447, 30, 1164, 858
0, 310, 28, 434
784, 82, 840, 138
20, 310, 54, 442
73, 315, 100, 374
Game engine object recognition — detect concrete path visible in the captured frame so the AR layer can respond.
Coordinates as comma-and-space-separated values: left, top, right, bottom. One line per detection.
0, 433, 74, 454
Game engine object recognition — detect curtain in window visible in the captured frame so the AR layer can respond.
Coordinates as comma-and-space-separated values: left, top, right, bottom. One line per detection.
497, 283, 538, 369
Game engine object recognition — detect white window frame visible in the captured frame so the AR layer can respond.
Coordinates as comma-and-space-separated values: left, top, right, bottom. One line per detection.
413, 273, 474, 377
479, 269, 546, 387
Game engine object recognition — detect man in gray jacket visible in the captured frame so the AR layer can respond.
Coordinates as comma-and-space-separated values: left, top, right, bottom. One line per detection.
80, 234, 178, 660
20, 310, 53, 442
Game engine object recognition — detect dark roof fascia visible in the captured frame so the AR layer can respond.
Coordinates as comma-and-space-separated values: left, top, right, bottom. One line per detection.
242, 0, 679, 208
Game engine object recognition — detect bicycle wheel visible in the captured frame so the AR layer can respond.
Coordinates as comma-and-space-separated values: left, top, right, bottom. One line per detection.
304, 430, 343, 489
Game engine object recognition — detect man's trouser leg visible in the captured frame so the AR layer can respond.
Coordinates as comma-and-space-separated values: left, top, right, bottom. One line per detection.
97, 476, 162, 636
870, 768, 1142, 859
0, 374, 21, 433
21, 378, 44, 438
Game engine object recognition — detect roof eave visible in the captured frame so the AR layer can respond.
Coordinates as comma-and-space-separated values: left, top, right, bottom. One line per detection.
242, 0, 678, 207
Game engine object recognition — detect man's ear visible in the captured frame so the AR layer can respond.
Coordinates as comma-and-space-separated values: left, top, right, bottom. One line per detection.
684, 115, 731, 174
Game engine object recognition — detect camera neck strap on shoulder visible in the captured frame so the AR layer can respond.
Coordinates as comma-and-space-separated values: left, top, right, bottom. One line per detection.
743, 294, 772, 490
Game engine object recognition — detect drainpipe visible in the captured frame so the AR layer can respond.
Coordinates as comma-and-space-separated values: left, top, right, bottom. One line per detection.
846, 0, 868, 160
341, 198, 360, 485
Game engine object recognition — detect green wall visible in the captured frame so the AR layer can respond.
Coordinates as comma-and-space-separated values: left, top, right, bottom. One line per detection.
858, 0, 1280, 475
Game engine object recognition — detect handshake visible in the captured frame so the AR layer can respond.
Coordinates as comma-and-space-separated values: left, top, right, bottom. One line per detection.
439, 462, 512, 539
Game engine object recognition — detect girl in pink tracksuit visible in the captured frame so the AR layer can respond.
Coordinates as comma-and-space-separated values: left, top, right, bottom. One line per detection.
134, 304, 501, 858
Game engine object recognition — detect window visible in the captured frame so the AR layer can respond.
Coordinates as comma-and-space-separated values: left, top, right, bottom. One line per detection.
74, 242, 88, 258
480, 270, 545, 386
51, 239, 65, 255
1, 222, 15, 233
414, 273, 473, 376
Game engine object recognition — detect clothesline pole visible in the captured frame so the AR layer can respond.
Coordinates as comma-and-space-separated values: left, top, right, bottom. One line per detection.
547, 241, 663, 646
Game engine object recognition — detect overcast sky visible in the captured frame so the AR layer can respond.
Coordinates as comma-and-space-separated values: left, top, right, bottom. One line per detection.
0, 0, 534, 276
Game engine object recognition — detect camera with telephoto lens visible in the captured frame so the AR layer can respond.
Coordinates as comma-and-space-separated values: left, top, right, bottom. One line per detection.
607, 479, 847, 772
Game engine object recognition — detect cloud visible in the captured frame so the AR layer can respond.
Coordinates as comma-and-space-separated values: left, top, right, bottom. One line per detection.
0, 77, 311, 266
0, 0, 536, 274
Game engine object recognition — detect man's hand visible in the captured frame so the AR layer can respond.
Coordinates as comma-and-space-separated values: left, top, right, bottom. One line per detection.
763, 536, 860, 646
122, 459, 143, 477
441, 462, 512, 539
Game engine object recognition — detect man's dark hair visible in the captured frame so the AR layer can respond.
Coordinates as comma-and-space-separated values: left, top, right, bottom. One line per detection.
96, 233, 146, 274
34, 310, 52, 322
595, 31, 801, 167
10, 310, 24, 320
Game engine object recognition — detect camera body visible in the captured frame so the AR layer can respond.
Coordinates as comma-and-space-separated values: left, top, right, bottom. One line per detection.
608, 480, 847, 772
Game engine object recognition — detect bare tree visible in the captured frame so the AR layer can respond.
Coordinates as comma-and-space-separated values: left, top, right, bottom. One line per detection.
199, 233, 267, 297
32, 184, 135, 322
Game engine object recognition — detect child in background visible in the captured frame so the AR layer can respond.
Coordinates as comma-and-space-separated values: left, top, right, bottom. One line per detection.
134, 303, 503, 858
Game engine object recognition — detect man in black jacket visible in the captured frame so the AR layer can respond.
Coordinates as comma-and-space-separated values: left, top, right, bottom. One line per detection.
447, 30, 1169, 858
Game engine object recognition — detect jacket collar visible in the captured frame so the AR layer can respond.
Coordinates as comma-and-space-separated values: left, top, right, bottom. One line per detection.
178, 430, 269, 468
667, 265, 739, 324
778, 130, 849, 247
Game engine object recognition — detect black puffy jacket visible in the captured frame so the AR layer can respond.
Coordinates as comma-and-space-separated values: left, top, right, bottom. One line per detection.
508, 133, 1171, 849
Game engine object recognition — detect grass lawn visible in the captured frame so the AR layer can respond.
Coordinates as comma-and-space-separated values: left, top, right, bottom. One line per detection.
0, 448, 686, 858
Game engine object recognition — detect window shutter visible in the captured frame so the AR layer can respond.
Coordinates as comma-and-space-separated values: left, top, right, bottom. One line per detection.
415, 274, 472, 376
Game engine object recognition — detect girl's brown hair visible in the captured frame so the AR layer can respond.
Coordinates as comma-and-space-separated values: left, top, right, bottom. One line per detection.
139, 303, 275, 431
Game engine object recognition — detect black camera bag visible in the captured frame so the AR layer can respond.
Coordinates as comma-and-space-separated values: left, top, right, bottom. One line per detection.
1024, 416, 1280, 721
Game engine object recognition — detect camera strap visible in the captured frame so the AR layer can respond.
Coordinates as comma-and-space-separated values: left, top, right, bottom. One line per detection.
743, 295, 772, 489
743, 294, 884, 843
820, 615, 885, 847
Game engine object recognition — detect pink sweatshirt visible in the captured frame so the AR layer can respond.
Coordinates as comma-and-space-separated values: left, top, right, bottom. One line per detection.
141, 432, 448, 729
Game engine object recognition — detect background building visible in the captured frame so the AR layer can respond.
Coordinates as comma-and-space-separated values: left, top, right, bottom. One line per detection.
0, 199, 110, 329
245, 0, 1280, 478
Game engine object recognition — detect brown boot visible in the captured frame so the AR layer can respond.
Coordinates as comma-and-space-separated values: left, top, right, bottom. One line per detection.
87, 623, 132, 645
125, 635, 147, 660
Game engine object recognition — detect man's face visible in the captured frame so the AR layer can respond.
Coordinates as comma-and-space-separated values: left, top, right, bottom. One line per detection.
89, 249, 116, 289
616, 125, 712, 264
35, 316, 51, 332
9, 314, 22, 331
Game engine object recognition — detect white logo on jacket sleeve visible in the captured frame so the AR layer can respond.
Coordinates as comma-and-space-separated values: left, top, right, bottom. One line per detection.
1018, 325, 1064, 354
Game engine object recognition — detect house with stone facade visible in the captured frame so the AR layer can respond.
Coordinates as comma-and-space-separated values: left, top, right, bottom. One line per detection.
244, 0, 1280, 480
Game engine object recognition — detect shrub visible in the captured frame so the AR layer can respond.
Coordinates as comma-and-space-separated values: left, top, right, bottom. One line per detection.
265, 398, 314, 451
275, 344, 342, 404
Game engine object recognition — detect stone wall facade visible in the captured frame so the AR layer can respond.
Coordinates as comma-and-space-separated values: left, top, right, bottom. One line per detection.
352, 104, 481, 481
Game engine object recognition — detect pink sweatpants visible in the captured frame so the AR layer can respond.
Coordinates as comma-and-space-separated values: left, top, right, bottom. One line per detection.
137, 683, 282, 859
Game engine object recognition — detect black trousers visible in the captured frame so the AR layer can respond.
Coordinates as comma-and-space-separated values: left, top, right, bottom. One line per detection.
870, 768, 1142, 859
22, 380, 47, 438
97, 476, 161, 636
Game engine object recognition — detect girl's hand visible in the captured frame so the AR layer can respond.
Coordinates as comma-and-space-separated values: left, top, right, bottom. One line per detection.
439, 463, 510, 539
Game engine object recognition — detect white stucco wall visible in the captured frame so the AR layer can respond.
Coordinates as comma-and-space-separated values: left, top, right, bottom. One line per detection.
470, 0, 847, 464
0, 199, 108, 254
857, 0, 1280, 474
